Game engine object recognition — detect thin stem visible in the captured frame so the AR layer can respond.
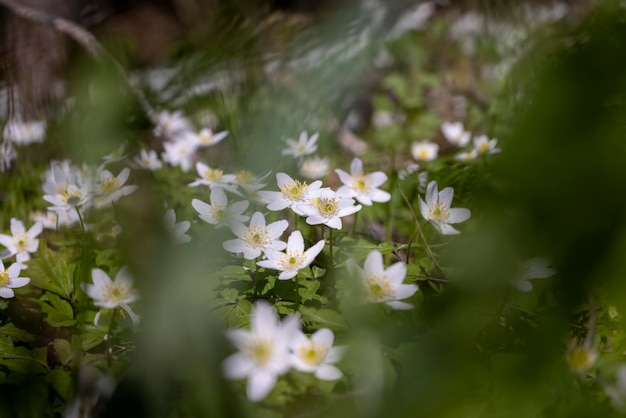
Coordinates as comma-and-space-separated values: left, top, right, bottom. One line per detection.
106, 309, 117, 368
328, 227, 334, 267
74, 206, 85, 235
252, 263, 258, 299
294, 212, 299, 231
397, 184, 445, 276
294, 276, 300, 311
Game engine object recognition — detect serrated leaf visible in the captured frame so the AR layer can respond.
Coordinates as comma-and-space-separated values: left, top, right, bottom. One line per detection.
0, 323, 34, 342
40, 293, 76, 327
262, 275, 277, 295
298, 280, 321, 303
227, 300, 252, 327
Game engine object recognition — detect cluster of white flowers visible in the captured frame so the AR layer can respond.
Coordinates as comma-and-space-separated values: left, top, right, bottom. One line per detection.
40, 160, 138, 228
153, 110, 228, 172
0, 218, 36, 298
223, 302, 345, 401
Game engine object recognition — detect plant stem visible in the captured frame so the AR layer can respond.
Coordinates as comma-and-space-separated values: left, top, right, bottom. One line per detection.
75, 206, 85, 235
397, 184, 445, 276
106, 309, 117, 368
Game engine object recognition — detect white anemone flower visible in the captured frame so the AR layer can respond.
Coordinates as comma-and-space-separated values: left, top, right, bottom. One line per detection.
188, 162, 237, 191
354, 250, 418, 310
192, 188, 249, 228
410, 140, 439, 162
258, 173, 323, 216
441, 121, 471, 147
223, 212, 288, 260
514, 257, 556, 292
289, 328, 345, 380
418, 181, 471, 235
335, 157, 390, 206
282, 131, 319, 158
297, 189, 362, 230
3, 120, 46, 146
0, 259, 30, 298
163, 209, 191, 243
101, 143, 127, 165
299, 156, 330, 180
455, 149, 478, 162
0, 218, 42, 262
161, 137, 197, 172
134, 149, 163, 170
186, 128, 228, 148
44, 182, 92, 212
257, 230, 324, 280
152, 110, 192, 139
223, 302, 300, 402
93, 168, 138, 208
82, 267, 139, 325
234, 170, 270, 194
473, 135, 500, 155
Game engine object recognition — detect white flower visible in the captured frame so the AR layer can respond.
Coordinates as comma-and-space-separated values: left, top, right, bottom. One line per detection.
257, 230, 324, 280
192, 188, 249, 228
514, 257, 556, 292
335, 158, 390, 206
234, 170, 270, 194
186, 128, 228, 148
134, 149, 163, 170
441, 121, 471, 147
299, 156, 329, 180
0, 218, 42, 262
410, 141, 439, 162
258, 173, 323, 216
188, 162, 237, 190
43, 183, 92, 212
455, 149, 478, 162
42, 160, 88, 196
223, 212, 288, 260
418, 181, 471, 235
289, 328, 345, 380
30, 210, 59, 230
473, 135, 500, 155
152, 110, 192, 139
163, 209, 191, 243
101, 143, 127, 165
397, 162, 420, 180
93, 168, 138, 208
223, 302, 300, 401
82, 267, 139, 325
0, 259, 30, 298
298, 189, 362, 230
282, 131, 319, 158
161, 137, 197, 172
3, 120, 46, 145
353, 250, 418, 310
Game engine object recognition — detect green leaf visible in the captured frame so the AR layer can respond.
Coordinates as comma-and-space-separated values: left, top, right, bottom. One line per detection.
227, 300, 252, 327
298, 307, 349, 331
40, 293, 76, 328
298, 280, 321, 303
0, 323, 34, 343
262, 275, 277, 295
29, 245, 75, 298
47, 368, 73, 401
0, 336, 47, 374
52, 339, 73, 366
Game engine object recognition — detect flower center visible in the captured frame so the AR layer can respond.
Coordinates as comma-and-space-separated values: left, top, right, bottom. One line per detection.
477, 141, 491, 153
198, 131, 214, 144
350, 174, 370, 193
280, 180, 309, 202
278, 250, 305, 270
247, 336, 274, 367
0, 270, 10, 287
568, 347, 597, 372
243, 226, 270, 249
210, 204, 227, 221
103, 283, 133, 305
14, 233, 28, 252
314, 197, 339, 219
429, 203, 449, 222
100, 177, 120, 194
365, 274, 393, 302
202, 168, 224, 182
297, 341, 328, 366
236, 170, 253, 184
63, 187, 84, 207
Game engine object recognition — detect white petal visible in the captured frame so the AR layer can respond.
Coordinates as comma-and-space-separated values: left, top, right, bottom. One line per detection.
223, 239, 245, 254
303, 240, 325, 265
364, 250, 384, 276
9, 276, 30, 289
350, 158, 363, 175
276, 173, 292, 188
0, 287, 14, 298
514, 280, 533, 292
192, 199, 211, 216
315, 364, 343, 381
267, 220, 288, 239
326, 217, 342, 230
287, 230, 305, 253
425, 181, 438, 206
436, 222, 461, 235
385, 262, 407, 285
223, 353, 253, 379
10, 218, 26, 235
394, 283, 418, 300
438, 187, 454, 208
311, 328, 334, 347
447, 208, 471, 224
91, 268, 112, 290
386, 300, 414, 310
